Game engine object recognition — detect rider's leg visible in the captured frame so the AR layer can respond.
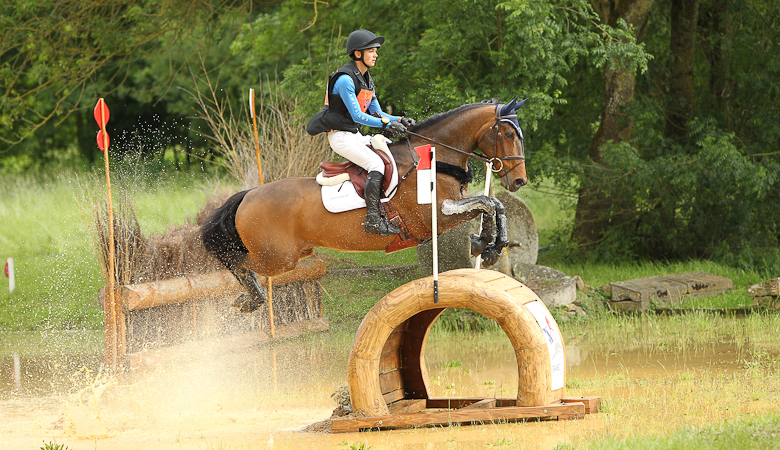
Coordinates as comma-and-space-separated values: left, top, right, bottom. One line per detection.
327, 131, 401, 235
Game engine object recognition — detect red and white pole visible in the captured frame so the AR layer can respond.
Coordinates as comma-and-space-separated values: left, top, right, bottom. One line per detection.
4, 257, 14, 293
415, 144, 439, 303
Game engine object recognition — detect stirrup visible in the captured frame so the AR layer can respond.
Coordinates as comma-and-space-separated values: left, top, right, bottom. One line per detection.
365, 218, 401, 236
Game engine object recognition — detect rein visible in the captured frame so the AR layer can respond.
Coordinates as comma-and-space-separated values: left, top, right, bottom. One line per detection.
401, 105, 525, 174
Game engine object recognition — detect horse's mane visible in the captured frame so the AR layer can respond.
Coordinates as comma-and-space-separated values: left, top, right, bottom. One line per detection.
408, 99, 500, 133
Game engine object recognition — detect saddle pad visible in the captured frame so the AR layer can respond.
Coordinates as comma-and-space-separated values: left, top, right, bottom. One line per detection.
321, 135, 399, 213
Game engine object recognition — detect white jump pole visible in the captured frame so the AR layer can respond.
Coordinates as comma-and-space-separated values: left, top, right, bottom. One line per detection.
474, 163, 492, 270
430, 147, 439, 303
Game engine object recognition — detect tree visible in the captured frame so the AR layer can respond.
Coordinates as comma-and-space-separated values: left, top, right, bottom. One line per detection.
665, 0, 700, 143
0, 0, 249, 160
572, 0, 655, 245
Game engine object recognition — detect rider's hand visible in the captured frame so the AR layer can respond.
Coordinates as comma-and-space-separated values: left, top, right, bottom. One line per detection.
400, 117, 416, 128
388, 121, 407, 133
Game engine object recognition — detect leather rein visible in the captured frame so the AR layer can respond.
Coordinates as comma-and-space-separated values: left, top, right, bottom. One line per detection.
401, 104, 526, 175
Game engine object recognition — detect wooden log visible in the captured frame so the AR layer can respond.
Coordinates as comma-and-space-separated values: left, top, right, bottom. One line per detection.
561, 396, 601, 414
331, 402, 585, 433
347, 268, 565, 418
121, 257, 326, 311
461, 398, 497, 410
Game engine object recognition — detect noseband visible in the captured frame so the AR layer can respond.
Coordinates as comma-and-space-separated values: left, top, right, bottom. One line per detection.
403, 104, 526, 177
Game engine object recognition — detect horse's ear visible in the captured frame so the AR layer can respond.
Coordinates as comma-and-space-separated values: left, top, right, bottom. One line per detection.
500, 96, 518, 116
515, 98, 528, 111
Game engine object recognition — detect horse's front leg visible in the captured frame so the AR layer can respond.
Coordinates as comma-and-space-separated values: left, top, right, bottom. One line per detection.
441, 196, 508, 268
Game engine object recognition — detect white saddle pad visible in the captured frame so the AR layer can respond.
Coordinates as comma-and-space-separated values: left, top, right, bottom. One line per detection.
319, 135, 399, 213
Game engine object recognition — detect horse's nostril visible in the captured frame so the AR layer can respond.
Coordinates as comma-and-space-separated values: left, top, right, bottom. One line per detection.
515, 178, 527, 188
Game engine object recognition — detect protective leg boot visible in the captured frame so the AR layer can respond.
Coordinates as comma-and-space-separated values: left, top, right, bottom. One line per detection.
364, 171, 402, 236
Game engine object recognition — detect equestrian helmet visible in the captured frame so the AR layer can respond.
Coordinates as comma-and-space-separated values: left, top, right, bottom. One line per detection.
346, 29, 384, 57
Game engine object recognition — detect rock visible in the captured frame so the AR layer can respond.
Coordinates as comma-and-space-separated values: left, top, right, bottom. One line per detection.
512, 263, 576, 308
417, 190, 538, 275
574, 276, 586, 291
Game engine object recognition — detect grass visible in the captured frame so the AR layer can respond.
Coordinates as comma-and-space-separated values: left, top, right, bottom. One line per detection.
0, 166, 217, 331
594, 413, 780, 450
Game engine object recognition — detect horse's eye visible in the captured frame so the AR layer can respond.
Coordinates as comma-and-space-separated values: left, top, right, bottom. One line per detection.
504, 132, 515, 140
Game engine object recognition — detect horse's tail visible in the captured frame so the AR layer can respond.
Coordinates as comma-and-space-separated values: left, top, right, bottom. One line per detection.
201, 190, 250, 270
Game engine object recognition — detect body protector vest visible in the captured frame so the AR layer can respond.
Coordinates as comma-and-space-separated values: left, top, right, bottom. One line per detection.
306, 61, 376, 136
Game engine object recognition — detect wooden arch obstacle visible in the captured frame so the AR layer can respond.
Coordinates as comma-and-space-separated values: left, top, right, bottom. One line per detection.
334, 268, 599, 433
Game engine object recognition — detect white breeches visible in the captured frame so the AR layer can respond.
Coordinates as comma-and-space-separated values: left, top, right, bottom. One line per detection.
328, 130, 385, 174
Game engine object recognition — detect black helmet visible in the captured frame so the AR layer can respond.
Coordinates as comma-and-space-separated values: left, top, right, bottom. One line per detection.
346, 29, 384, 57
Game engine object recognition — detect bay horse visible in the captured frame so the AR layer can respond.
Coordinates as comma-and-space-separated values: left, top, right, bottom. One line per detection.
202, 98, 528, 312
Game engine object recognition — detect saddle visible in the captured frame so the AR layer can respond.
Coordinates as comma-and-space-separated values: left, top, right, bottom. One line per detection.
316, 135, 395, 199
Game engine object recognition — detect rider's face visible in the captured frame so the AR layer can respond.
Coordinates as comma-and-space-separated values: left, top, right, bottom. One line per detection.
359, 47, 378, 67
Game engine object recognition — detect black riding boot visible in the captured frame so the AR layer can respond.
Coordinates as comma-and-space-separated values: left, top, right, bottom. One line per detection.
364, 171, 402, 236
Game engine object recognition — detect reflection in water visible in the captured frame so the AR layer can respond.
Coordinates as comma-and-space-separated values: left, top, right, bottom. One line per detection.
0, 319, 776, 449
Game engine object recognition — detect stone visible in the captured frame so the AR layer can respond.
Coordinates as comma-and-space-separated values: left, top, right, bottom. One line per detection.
511, 263, 576, 308
609, 272, 734, 311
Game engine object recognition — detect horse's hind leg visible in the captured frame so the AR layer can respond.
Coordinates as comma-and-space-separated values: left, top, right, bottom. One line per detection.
228, 259, 267, 313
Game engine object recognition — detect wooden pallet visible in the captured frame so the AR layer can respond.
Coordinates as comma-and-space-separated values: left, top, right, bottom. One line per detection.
332, 396, 600, 433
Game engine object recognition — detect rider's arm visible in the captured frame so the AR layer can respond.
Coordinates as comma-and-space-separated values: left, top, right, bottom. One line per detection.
367, 97, 400, 123
332, 75, 385, 128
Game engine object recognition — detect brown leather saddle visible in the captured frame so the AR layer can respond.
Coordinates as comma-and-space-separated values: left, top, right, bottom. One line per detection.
318, 147, 395, 199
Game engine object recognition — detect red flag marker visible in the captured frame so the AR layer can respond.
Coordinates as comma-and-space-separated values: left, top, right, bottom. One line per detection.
93, 98, 119, 371
96, 130, 110, 152
415, 144, 433, 204
5, 257, 15, 293
93, 98, 110, 127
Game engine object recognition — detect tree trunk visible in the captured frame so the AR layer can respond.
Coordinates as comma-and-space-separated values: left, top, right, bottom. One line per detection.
573, 0, 655, 245
665, 0, 700, 143
700, 0, 732, 130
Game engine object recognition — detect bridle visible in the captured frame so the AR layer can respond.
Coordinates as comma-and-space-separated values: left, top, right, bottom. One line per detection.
402, 104, 526, 177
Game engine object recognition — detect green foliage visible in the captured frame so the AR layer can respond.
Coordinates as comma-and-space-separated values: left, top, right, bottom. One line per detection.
3, 0, 780, 266
339, 440, 374, 450
40, 441, 68, 450
558, 122, 779, 267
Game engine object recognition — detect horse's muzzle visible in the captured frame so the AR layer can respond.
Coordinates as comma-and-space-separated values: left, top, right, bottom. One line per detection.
513, 177, 527, 190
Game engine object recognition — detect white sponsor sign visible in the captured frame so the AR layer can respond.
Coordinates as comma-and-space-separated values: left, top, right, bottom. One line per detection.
526, 300, 565, 391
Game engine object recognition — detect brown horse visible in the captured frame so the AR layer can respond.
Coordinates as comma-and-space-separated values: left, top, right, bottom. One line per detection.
202, 98, 528, 312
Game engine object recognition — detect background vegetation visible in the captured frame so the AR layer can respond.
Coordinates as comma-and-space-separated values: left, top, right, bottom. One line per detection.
2, 0, 778, 267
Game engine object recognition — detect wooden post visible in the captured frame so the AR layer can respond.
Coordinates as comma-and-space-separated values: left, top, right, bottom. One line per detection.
249, 88, 264, 185
95, 98, 119, 372
267, 277, 276, 339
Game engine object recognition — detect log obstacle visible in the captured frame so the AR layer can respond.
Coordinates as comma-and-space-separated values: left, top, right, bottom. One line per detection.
99, 257, 328, 364
334, 268, 599, 433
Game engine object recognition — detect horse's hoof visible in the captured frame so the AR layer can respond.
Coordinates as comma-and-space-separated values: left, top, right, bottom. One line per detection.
470, 234, 488, 257
480, 245, 502, 268
232, 293, 265, 313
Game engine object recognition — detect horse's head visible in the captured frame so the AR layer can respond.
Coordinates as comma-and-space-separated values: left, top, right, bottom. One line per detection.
475, 97, 528, 192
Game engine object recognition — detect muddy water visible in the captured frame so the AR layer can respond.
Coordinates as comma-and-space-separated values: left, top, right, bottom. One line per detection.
0, 324, 767, 450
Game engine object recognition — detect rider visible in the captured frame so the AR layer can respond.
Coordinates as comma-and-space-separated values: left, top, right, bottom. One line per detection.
306, 29, 416, 236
